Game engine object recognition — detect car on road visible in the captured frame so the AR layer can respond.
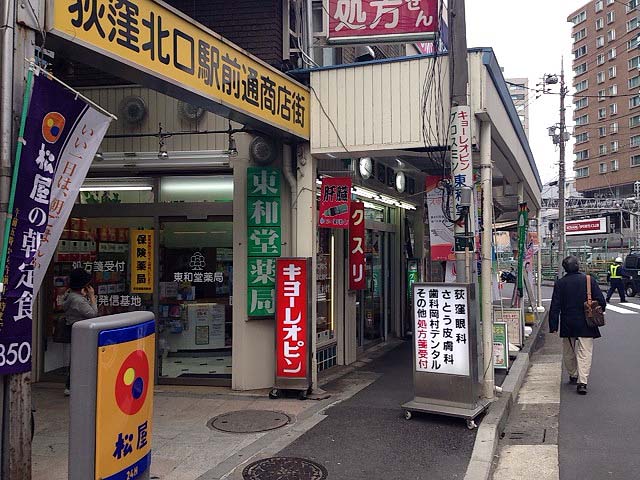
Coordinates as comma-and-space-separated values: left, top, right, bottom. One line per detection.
623, 251, 640, 297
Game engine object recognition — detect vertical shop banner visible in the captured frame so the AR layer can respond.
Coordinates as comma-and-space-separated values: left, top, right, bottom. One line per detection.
0, 74, 106, 375
32, 103, 111, 294
413, 283, 470, 376
425, 176, 455, 261
449, 106, 472, 248
318, 177, 352, 229
327, 0, 438, 43
275, 258, 309, 378
247, 167, 281, 317
131, 230, 154, 293
349, 201, 366, 290
493, 322, 509, 370
516, 203, 528, 297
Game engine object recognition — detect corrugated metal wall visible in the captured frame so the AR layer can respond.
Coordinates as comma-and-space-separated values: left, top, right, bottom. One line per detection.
310, 56, 451, 154
80, 87, 231, 153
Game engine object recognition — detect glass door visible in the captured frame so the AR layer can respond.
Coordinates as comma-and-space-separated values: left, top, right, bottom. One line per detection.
358, 229, 385, 347
157, 220, 233, 383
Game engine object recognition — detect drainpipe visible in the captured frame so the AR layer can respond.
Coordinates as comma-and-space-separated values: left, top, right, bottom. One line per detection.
0, 0, 14, 257
283, 144, 297, 255
480, 121, 494, 400
305, 0, 314, 64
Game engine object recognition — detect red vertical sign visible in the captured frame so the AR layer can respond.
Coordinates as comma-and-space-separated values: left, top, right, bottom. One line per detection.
276, 258, 308, 378
318, 177, 352, 228
349, 201, 366, 290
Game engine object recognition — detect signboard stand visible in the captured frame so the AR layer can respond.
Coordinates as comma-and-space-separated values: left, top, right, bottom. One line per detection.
69, 311, 155, 480
402, 283, 489, 429
270, 258, 312, 400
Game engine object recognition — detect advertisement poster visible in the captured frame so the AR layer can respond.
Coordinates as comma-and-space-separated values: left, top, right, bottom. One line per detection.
319, 177, 352, 229
413, 283, 470, 376
493, 322, 509, 370
425, 176, 455, 261
349, 201, 366, 290
275, 258, 309, 378
94, 320, 155, 480
0, 74, 109, 375
130, 230, 154, 294
493, 307, 523, 348
327, 0, 439, 43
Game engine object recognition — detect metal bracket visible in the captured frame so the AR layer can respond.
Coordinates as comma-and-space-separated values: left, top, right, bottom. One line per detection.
17, 0, 44, 32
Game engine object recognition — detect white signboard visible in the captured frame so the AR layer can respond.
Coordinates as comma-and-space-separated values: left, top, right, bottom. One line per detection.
413, 284, 470, 376
565, 217, 607, 236
493, 307, 523, 348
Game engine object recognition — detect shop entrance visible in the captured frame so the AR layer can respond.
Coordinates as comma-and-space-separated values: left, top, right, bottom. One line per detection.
158, 220, 233, 383
356, 229, 397, 350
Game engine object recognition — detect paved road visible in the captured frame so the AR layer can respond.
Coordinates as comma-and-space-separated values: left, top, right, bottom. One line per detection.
280, 341, 477, 480
559, 295, 640, 479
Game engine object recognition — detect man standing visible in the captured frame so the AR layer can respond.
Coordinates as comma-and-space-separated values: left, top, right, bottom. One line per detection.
606, 256, 628, 303
549, 256, 605, 395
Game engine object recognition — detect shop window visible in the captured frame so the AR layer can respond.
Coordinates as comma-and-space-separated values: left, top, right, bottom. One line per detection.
44, 217, 154, 379
316, 228, 335, 346
158, 221, 233, 380
79, 177, 154, 204
160, 175, 233, 203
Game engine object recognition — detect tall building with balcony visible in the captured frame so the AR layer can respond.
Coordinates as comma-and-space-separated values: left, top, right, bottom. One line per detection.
507, 78, 530, 137
568, 0, 640, 197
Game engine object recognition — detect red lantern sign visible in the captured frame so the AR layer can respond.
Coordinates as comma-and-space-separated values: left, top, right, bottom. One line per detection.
318, 177, 351, 229
349, 202, 366, 290
275, 258, 310, 379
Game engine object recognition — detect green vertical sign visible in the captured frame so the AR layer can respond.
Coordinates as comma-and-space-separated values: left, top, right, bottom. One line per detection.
247, 167, 281, 318
516, 203, 528, 297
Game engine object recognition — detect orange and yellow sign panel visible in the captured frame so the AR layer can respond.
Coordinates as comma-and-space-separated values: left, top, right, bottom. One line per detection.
49, 0, 310, 139
95, 320, 155, 480
130, 230, 153, 294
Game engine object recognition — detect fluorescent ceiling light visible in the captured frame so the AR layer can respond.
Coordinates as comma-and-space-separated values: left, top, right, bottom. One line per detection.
315, 178, 417, 210
79, 185, 152, 191
80, 177, 154, 192
91, 150, 230, 171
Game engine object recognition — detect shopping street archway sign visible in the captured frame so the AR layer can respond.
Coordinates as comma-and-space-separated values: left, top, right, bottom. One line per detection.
45, 0, 310, 140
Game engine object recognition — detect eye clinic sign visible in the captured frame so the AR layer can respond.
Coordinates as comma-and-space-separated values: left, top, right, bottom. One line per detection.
47, 0, 310, 140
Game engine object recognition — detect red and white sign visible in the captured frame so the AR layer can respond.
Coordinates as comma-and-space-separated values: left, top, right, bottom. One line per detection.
276, 258, 309, 378
328, 0, 439, 43
566, 217, 607, 236
425, 176, 455, 261
319, 177, 351, 229
349, 202, 366, 290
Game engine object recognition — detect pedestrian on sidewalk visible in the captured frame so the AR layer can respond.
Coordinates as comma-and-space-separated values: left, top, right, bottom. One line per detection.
549, 256, 606, 396
606, 256, 629, 303
62, 268, 98, 396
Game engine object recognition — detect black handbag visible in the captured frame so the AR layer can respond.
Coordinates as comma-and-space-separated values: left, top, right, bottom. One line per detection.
52, 315, 72, 343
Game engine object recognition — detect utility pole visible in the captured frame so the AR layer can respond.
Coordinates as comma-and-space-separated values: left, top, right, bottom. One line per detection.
544, 60, 568, 278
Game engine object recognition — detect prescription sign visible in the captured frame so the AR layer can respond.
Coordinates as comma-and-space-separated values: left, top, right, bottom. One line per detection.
48, 0, 310, 139
95, 320, 155, 480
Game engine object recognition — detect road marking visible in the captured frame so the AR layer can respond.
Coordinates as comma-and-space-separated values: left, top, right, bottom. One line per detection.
620, 302, 640, 310
605, 304, 637, 314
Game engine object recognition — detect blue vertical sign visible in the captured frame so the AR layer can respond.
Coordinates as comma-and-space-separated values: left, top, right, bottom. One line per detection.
0, 74, 87, 374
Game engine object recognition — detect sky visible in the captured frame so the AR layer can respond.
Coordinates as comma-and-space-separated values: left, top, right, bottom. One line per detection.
466, 0, 588, 183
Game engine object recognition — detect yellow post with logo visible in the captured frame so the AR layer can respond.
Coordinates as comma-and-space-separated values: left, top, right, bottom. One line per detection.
69, 311, 155, 480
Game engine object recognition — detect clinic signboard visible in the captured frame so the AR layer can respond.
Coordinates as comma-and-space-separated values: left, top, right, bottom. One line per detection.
46, 0, 309, 139
69, 311, 155, 480
327, 0, 439, 44
274, 258, 311, 393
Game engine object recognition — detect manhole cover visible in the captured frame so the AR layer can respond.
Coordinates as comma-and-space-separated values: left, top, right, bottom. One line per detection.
242, 457, 327, 480
208, 410, 290, 433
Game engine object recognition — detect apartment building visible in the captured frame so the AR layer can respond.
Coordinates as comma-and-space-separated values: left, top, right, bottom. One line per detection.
568, 0, 640, 197
507, 77, 530, 137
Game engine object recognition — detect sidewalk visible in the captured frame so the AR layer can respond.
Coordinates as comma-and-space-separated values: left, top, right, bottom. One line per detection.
33, 339, 518, 480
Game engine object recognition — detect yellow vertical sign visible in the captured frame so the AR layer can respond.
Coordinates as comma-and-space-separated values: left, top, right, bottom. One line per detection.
131, 230, 154, 294
95, 321, 155, 480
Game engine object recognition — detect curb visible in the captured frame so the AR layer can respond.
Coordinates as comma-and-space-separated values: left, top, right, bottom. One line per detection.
463, 313, 547, 480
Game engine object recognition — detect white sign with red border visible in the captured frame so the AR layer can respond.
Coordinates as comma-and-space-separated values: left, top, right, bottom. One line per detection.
565, 217, 607, 236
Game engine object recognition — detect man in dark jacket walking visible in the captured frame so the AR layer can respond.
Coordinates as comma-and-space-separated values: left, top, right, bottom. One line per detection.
549, 256, 606, 395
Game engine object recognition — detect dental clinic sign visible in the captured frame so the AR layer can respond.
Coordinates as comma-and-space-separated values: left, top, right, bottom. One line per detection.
327, 0, 439, 44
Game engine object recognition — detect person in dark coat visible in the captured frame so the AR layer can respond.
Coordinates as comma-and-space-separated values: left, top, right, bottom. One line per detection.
549, 256, 605, 395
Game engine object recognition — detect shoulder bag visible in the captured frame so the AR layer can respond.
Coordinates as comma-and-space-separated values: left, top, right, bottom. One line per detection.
584, 274, 605, 328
